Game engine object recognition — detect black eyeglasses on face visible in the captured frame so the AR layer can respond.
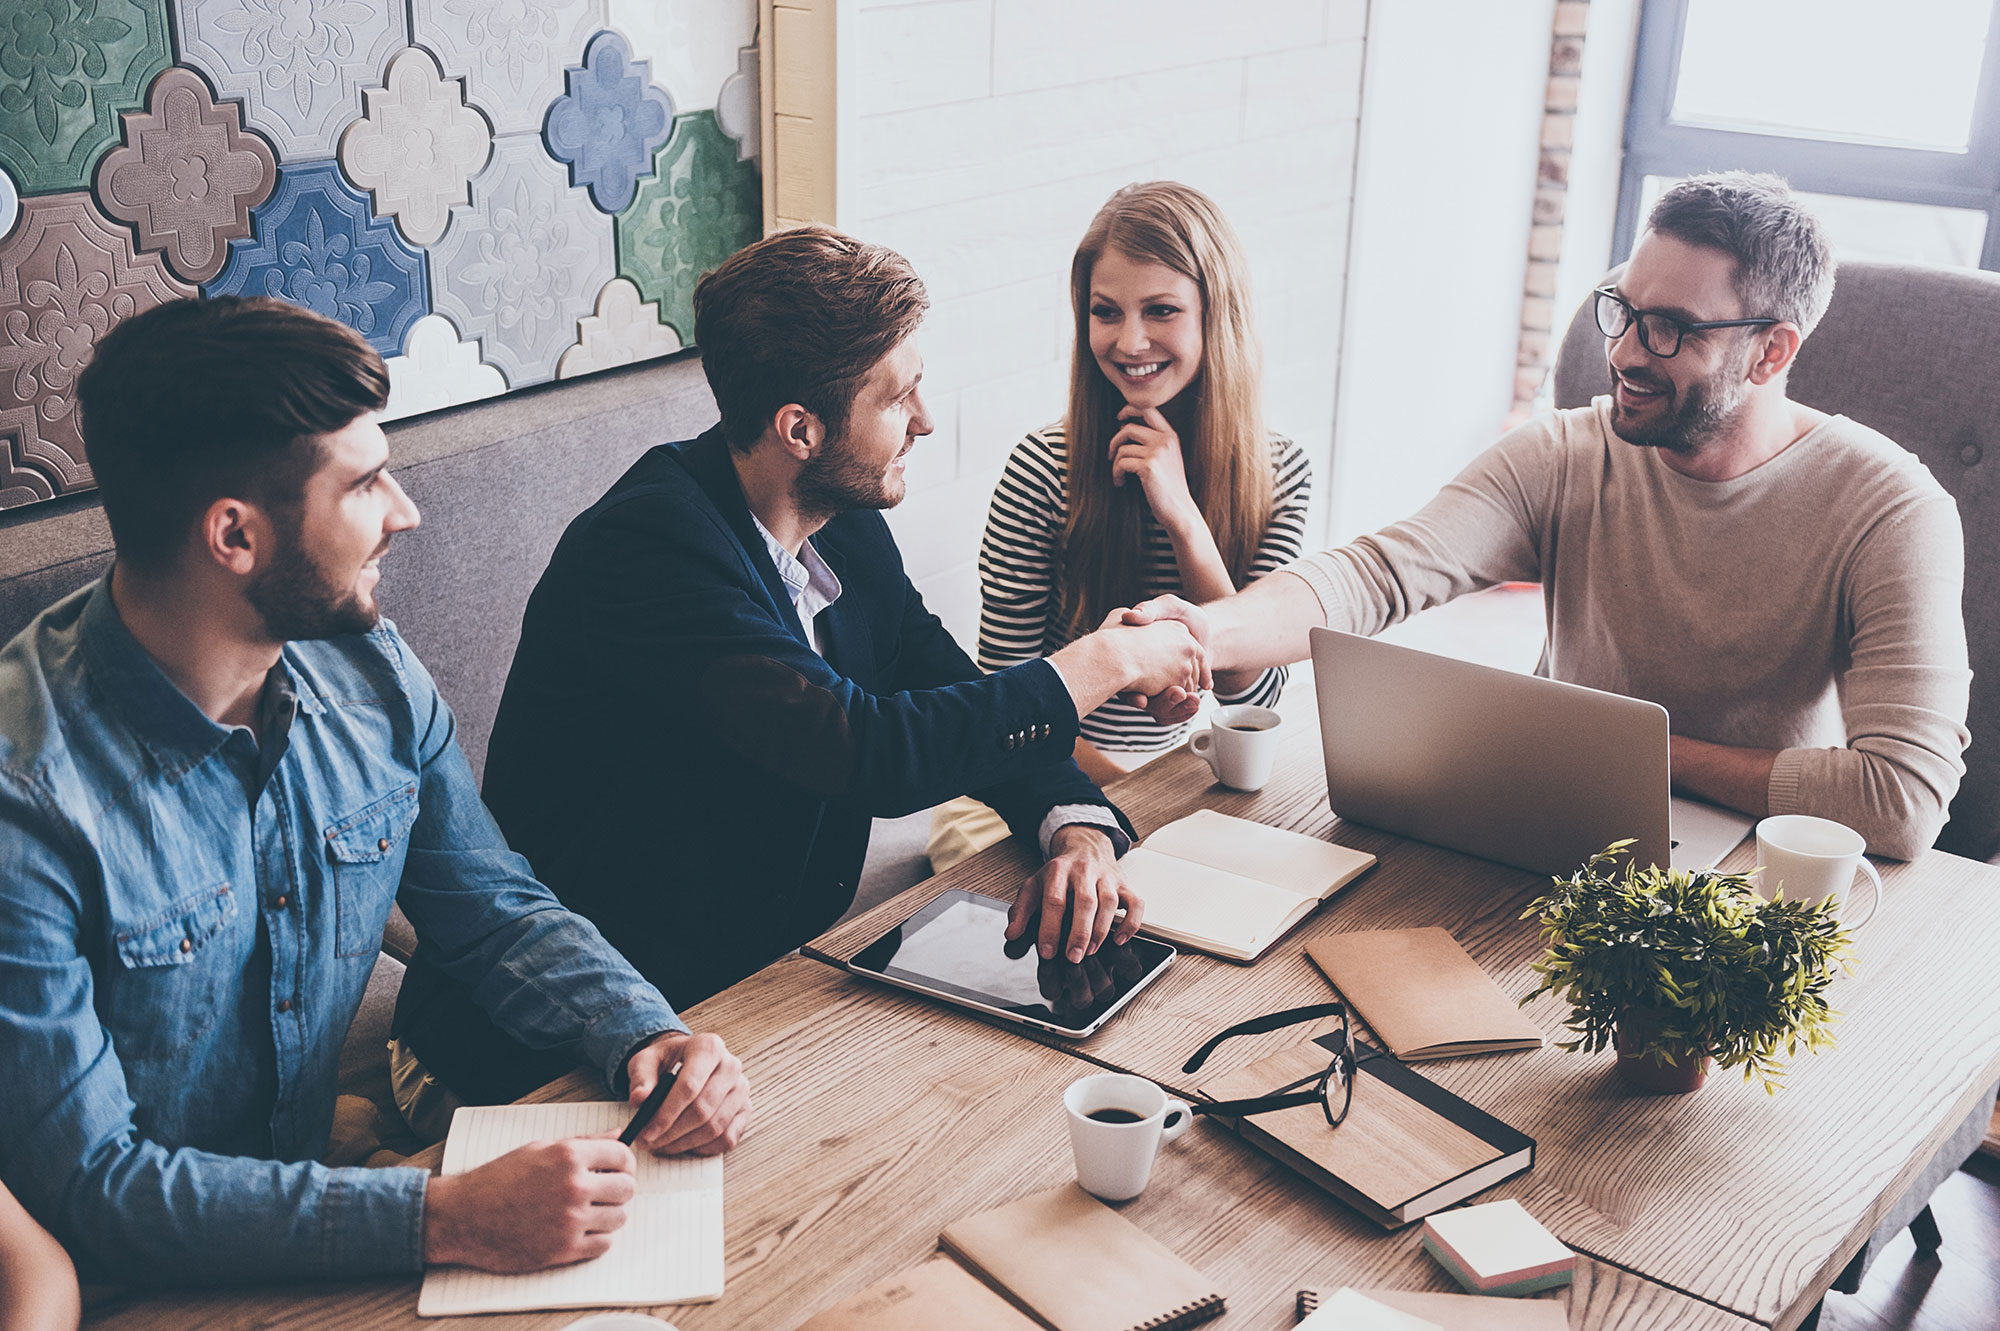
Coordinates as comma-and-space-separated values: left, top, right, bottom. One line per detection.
1181, 1001, 1355, 1129
1593, 287, 1779, 359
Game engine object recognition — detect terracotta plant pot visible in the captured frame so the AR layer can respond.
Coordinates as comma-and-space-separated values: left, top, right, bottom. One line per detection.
1615, 1007, 1713, 1094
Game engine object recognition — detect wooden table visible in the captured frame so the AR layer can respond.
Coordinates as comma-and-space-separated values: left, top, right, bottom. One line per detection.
84, 953, 1745, 1331
806, 720, 2000, 1331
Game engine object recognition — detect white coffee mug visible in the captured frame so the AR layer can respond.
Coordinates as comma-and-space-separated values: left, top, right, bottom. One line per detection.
1189, 704, 1282, 792
1754, 814, 1882, 928
1063, 1072, 1191, 1202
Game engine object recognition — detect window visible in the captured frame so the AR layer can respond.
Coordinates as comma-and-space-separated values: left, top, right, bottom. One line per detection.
1616, 0, 2000, 269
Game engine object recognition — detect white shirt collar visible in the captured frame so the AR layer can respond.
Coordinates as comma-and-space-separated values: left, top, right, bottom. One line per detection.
749, 514, 843, 653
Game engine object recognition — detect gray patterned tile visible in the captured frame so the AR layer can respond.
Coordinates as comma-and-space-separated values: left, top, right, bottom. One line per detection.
411, 0, 606, 137
173, 0, 408, 159
95, 66, 278, 284
338, 46, 494, 246
428, 134, 615, 387
0, 192, 197, 503
715, 43, 759, 164
0, 163, 17, 243
556, 276, 679, 378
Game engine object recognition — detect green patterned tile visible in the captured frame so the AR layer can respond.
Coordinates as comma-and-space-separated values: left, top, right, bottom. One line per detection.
615, 109, 760, 343
0, 0, 173, 196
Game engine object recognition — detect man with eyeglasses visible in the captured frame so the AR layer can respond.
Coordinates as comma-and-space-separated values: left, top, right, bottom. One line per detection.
1128, 172, 1968, 860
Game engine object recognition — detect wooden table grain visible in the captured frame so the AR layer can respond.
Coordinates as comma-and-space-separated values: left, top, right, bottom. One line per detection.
84, 954, 1750, 1331
802, 723, 2000, 1331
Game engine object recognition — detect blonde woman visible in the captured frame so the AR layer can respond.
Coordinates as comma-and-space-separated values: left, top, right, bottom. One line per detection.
931, 182, 1310, 868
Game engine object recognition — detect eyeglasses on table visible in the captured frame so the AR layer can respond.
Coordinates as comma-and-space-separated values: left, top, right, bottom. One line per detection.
1181, 1000, 1358, 1129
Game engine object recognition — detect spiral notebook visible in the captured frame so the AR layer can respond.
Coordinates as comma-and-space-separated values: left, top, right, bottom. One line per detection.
417, 1101, 724, 1317
940, 1184, 1225, 1331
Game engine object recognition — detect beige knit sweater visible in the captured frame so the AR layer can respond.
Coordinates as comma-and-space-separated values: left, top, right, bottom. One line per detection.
1285, 399, 1970, 859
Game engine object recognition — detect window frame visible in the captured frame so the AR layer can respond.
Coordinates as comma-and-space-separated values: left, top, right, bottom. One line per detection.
1614, 0, 2000, 270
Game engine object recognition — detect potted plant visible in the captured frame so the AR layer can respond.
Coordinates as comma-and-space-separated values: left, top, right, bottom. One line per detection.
1520, 841, 1855, 1094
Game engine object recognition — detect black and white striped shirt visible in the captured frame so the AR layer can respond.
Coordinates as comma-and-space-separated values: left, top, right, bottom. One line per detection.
977, 423, 1313, 753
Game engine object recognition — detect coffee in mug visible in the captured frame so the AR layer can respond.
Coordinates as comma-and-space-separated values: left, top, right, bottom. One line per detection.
1189, 704, 1282, 791
1063, 1073, 1191, 1201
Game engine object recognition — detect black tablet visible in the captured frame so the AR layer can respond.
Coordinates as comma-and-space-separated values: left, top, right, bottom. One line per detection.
847, 889, 1175, 1038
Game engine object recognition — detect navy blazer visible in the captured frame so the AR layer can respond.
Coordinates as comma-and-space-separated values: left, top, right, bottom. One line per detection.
397, 428, 1126, 1101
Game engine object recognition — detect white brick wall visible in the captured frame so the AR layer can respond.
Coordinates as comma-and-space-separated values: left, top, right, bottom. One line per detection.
839, 0, 1367, 650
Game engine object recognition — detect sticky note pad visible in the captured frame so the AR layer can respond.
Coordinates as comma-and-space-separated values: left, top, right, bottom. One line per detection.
1422, 1200, 1574, 1297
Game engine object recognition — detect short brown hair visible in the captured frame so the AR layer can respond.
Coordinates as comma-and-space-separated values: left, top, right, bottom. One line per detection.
1647, 172, 1836, 337
77, 297, 389, 571
692, 225, 929, 449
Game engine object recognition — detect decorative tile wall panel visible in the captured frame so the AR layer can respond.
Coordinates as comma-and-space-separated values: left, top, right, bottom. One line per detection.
543, 30, 673, 214
382, 312, 506, 420
0, 8, 757, 510
557, 276, 680, 377
0, 192, 197, 497
173, 0, 406, 160
94, 66, 277, 283
0, 0, 173, 196
429, 135, 615, 388
616, 111, 760, 342
338, 47, 493, 247
410, 0, 607, 137
206, 159, 429, 357
608, 0, 755, 115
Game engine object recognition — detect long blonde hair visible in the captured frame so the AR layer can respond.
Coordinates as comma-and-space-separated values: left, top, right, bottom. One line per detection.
1057, 182, 1270, 640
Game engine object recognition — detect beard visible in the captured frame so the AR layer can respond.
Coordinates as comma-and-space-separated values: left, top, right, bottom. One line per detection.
245, 518, 382, 642
793, 428, 906, 519
1609, 354, 1751, 456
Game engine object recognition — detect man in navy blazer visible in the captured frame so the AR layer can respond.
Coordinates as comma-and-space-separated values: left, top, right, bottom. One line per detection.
394, 227, 1205, 1105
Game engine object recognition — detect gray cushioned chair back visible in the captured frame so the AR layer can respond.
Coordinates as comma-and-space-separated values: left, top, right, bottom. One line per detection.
0, 351, 717, 781
1554, 261, 2000, 859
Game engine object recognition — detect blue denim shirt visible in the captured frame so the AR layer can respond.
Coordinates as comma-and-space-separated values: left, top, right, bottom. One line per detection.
0, 580, 684, 1284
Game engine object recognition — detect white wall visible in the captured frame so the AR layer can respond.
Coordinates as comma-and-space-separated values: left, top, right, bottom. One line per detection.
836, 0, 1367, 649
1328, 0, 1556, 542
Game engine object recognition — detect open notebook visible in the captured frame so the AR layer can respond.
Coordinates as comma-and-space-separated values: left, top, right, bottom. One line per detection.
1124, 810, 1377, 961
417, 1101, 724, 1317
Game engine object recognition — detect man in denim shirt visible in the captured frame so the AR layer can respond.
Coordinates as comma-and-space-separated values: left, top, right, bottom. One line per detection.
0, 297, 751, 1285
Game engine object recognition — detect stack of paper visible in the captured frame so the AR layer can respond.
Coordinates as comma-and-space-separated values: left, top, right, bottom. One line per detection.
1422, 1200, 1575, 1297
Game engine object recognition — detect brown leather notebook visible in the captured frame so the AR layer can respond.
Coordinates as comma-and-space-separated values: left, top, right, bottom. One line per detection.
797, 1255, 1041, 1331
1199, 1038, 1533, 1228
1305, 928, 1543, 1060
940, 1184, 1226, 1331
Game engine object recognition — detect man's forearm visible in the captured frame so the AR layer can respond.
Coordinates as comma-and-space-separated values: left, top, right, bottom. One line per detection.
1670, 735, 1777, 820
1207, 569, 1327, 675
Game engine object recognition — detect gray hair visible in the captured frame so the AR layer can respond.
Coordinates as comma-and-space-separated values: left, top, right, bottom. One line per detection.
1646, 172, 1835, 338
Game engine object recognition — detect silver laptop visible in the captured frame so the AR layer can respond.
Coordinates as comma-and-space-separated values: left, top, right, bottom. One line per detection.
1309, 628, 1751, 877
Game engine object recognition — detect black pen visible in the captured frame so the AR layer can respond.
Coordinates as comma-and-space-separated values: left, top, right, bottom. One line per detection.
618, 1061, 682, 1146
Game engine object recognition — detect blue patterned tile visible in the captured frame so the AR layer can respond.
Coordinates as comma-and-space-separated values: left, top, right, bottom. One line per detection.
543, 29, 674, 214
174, 0, 407, 159
207, 159, 429, 357
428, 135, 614, 387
